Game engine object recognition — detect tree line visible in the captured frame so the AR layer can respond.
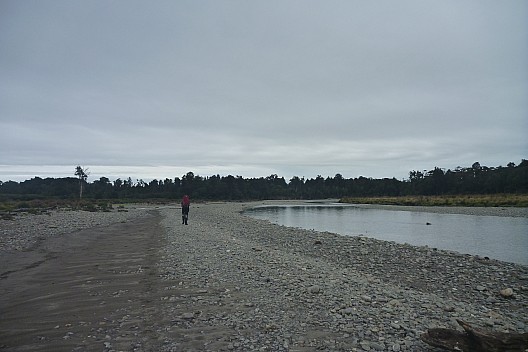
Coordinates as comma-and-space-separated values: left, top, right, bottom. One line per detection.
0, 160, 526, 201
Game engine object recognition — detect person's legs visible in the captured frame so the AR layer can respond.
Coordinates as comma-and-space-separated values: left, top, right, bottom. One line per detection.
182, 205, 189, 225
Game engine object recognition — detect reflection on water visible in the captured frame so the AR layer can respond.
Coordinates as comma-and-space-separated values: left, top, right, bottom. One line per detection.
244, 205, 528, 265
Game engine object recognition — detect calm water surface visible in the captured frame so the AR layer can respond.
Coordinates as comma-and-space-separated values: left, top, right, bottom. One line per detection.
244, 205, 528, 265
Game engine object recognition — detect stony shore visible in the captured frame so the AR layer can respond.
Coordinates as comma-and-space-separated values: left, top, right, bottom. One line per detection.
1, 202, 527, 351
0, 205, 153, 252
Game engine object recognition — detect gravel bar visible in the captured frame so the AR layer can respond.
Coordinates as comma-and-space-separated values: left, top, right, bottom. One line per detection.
346, 203, 528, 218
1, 202, 526, 351
0, 204, 155, 252
157, 202, 528, 351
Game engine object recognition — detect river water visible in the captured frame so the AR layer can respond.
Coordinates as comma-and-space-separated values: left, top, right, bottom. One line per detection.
244, 204, 528, 265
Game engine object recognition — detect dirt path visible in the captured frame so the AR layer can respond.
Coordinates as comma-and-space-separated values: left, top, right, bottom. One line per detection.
0, 210, 167, 352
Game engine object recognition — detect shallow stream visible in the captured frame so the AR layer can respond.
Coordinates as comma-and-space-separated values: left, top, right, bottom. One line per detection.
244, 204, 528, 265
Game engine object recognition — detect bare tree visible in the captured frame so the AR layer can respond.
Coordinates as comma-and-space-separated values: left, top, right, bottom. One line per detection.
74, 166, 89, 199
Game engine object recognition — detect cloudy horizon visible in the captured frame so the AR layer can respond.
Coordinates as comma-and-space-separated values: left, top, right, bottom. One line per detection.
1, 1, 527, 183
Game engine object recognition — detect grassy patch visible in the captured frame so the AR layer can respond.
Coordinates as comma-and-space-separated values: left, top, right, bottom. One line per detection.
0, 197, 178, 219
340, 194, 528, 207
0, 199, 116, 218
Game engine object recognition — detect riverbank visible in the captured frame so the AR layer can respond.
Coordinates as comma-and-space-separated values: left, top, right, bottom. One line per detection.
245, 201, 528, 265
340, 194, 528, 208
250, 199, 528, 218
349, 203, 528, 218
1, 202, 527, 351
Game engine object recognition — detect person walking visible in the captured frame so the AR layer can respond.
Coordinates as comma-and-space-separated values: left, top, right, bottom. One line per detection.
181, 195, 190, 225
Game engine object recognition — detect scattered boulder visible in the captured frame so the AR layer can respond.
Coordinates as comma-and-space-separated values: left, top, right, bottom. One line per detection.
308, 285, 322, 294
500, 287, 514, 298
181, 312, 194, 320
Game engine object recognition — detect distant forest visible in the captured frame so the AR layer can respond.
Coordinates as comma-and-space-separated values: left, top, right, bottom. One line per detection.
1, 160, 527, 201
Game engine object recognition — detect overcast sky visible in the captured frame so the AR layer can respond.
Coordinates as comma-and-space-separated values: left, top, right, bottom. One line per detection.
1, 1, 527, 183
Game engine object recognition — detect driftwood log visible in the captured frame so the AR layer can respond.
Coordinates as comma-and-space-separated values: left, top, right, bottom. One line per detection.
421, 319, 528, 352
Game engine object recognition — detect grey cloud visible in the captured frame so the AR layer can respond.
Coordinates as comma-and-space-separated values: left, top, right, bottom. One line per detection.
1, 0, 526, 182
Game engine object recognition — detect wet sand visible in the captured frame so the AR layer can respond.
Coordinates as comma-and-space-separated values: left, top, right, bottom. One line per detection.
0, 210, 167, 351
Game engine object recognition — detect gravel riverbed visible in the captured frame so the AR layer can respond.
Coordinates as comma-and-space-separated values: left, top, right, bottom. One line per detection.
156, 202, 528, 351
0, 204, 152, 252
1, 202, 527, 351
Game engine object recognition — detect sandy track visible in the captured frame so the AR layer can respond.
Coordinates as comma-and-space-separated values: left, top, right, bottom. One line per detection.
0, 210, 168, 351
